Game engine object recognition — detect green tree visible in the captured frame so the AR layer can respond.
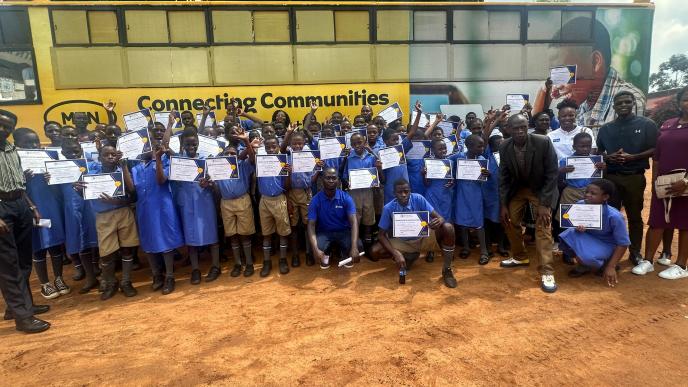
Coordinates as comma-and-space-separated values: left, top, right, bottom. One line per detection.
650, 54, 688, 92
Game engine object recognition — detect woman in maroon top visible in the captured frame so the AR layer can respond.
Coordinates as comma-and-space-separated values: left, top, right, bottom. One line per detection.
637, 87, 688, 280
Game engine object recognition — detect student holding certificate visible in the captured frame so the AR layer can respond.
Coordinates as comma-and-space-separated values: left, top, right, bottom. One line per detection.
448, 135, 492, 264
407, 101, 428, 196
379, 123, 418, 205
559, 180, 629, 287
80, 145, 139, 300
13, 128, 69, 300
343, 132, 382, 258
372, 179, 458, 289
169, 127, 221, 285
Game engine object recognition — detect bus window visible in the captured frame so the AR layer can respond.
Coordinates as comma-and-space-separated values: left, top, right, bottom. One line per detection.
0, 9, 39, 104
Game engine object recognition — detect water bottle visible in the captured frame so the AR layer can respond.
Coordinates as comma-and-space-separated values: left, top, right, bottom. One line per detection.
399, 268, 406, 284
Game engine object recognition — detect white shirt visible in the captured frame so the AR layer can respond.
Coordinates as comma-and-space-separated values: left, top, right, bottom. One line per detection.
547, 125, 595, 160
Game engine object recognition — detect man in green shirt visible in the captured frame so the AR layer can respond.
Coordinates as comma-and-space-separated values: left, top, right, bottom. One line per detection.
0, 109, 51, 334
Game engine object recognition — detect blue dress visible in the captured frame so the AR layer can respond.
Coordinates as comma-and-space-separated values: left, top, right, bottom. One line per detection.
424, 158, 453, 223
407, 158, 426, 196
173, 179, 218, 247
27, 176, 65, 250
60, 183, 98, 255
449, 152, 485, 228
482, 146, 501, 223
559, 202, 630, 268
381, 138, 412, 205
131, 156, 185, 253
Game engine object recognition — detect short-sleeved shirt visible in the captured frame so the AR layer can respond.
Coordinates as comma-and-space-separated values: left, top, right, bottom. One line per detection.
216, 159, 254, 199
86, 162, 129, 213
345, 150, 376, 180
547, 126, 595, 160
379, 193, 435, 239
0, 141, 25, 192
596, 114, 658, 174
307, 189, 356, 233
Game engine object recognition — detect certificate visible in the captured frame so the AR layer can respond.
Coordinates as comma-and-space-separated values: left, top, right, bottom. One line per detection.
345, 129, 367, 148
196, 111, 215, 127
505, 94, 529, 112
441, 135, 459, 155
406, 141, 431, 160
80, 141, 99, 161
169, 157, 205, 182
168, 134, 181, 154
348, 168, 379, 189
116, 128, 151, 160
424, 159, 452, 179
379, 144, 406, 170
17, 149, 58, 174
45, 159, 88, 185
378, 102, 403, 124
410, 111, 429, 127
197, 134, 224, 158
493, 152, 501, 167
560, 204, 603, 230
291, 151, 321, 174
46, 147, 66, 160
566, 156, 603, 179
82, 172, 124, 200
456, 159, 488, 181
550, 65, 577, 85
204, 156, 239, 181
392, 211, 430, 238
256, 154, 288, 177
318, 137, 345, 160
437, 121, 455, 137
154, 111, 181, 129
123, 109, 152, 132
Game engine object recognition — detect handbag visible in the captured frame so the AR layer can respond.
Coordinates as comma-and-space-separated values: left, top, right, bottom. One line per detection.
654, 169, 688, 223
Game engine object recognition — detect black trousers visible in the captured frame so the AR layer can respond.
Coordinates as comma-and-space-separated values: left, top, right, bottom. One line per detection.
0, 197, 34, 320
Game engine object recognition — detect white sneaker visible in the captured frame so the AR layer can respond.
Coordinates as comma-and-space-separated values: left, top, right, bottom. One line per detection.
541, 274, 557, 293
320, 255, 330, 270
40, 283, 60, 300
631, 259, 654, 275
657, 252, 672, 266
658, 264, 688, 280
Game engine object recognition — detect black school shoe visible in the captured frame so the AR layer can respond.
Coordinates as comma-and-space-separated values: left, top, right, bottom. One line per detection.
291, 255, 301, 267
16, 317, 50, 334
244, 264, 255, 277
151, 275, 164, 291
425, 252, 434, 263
206, 266, 221, 282
305, 253, 315, 266
120, 281, 137, 297
190, 269, 201, 285
478, 254, 490, 265
260, 260, 272, 277
279, 258, 290, 275
72, 265, 85, 281
230, 264, 242, 277
162, 277, 175, 295
100, 283, 119, 301
442, 268, 457, 288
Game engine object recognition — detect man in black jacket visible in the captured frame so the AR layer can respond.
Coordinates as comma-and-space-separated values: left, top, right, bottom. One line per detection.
498, 113, 560, 293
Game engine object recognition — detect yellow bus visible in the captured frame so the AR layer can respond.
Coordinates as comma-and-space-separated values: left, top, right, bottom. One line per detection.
0, 1, 654, 139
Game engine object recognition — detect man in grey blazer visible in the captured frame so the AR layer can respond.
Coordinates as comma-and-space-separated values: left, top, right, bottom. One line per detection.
498, 113, 560, 293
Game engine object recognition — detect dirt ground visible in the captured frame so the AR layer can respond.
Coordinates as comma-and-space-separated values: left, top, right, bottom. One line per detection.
2, 188, 688, 386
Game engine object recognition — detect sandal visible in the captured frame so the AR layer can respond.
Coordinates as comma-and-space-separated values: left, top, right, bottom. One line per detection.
479, 254, 490, 265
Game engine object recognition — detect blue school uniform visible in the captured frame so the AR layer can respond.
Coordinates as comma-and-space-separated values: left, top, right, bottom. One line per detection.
559, 201, 630, 268
381, 137, 412, 205
344, 150, 376, 180
27, 175, 65, 250
216, 159, 254, 199
60, 181, 98, 255
482, 146, 501, 223
449, 152, 485, 228
257, 161, 287, 197
87, 162, 129, 214
172, 161, 218, 247
407, 158, 426, 196
424, 157, 454, 223
131, 156, 184, 254
379, 193, 434, 240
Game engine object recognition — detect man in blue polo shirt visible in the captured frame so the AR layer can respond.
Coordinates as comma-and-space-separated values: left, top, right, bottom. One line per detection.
371, 179, 457, 288
307, 167, 360, 269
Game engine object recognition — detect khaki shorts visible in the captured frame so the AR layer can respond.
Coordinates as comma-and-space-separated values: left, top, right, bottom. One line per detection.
373, 187, 384, 215
390, 230, 439, 254
288, 189, 311, 226
259, 194, 292, 236
221, 194, 256, 236
95, 206, 140, 257
348, 189, 376, 226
